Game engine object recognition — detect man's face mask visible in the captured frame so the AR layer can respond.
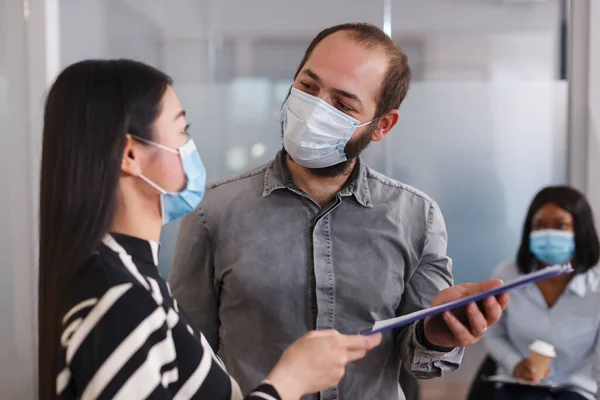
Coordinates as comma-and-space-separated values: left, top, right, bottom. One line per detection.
281, 88, 375, 169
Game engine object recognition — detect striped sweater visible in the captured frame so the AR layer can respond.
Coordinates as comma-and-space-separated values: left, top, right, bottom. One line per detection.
56, 233, 281, 400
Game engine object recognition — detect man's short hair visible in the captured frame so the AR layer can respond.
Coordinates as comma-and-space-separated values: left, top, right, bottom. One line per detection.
295, 23, 412, 118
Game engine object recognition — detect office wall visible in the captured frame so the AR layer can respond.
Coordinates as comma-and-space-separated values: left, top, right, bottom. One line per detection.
1, 0, 58, 397
56, 0, 567, 283
0, 1, 38, 398
586, 1, 600, 231
60, 0, 163, 66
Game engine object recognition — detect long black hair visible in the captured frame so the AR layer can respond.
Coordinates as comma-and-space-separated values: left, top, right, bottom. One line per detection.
516, 185, 600, 274
38, 59, 172, 399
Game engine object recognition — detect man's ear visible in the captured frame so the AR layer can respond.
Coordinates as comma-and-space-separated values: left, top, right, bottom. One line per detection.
371, 109, 400, 142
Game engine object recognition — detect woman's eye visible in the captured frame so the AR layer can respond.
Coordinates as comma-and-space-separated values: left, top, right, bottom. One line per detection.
183, 123, 191, 136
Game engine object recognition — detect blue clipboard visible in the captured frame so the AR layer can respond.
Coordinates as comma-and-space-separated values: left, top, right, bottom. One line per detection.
364, 264, 573, 335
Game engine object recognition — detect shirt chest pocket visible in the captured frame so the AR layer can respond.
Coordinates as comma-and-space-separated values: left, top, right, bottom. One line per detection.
333, 250, 406, 322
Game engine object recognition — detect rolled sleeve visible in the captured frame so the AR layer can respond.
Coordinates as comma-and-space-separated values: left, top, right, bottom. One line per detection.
401, 322, 463, 379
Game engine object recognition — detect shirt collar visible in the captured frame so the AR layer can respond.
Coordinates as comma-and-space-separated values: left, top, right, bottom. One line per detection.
568, 267, 600, 297
262, 151, 373, 208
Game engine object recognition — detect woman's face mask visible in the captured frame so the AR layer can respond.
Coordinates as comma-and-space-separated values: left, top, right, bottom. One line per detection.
528, 203, 576, 266
529, 229, 575, 266
133, 136, 206, 225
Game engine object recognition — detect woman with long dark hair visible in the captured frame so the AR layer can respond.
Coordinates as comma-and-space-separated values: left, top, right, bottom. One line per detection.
38, 59, 381, 400
483, 186, 600, 400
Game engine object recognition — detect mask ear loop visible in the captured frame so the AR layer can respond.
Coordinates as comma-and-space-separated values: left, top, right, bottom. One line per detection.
356, 116, 381, 128
135, 164, 168, 225
136, 164, 167, 194
131, 135, 179, 154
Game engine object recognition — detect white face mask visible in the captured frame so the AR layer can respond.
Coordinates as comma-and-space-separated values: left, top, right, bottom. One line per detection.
281, 88, 375, 169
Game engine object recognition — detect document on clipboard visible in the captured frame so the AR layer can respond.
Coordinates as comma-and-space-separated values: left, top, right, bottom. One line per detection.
482, 375, 565, 390
364, 264, 573, 335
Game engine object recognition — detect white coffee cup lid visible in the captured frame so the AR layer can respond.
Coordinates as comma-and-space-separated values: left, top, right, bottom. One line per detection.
529, 340, 556, 358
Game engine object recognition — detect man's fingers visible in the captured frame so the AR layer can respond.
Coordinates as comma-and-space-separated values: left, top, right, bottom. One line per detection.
496, 292, 510, 310
482, 297, 503, 325
443, 311, 475, 344
466, 302, 488, 337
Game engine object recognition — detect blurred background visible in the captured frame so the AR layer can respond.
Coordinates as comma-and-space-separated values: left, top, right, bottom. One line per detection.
2, 0, 600, 398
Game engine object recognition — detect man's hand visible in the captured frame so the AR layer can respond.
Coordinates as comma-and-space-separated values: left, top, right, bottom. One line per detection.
423, 280, 509, 349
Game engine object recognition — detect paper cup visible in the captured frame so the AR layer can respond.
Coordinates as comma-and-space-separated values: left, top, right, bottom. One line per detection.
529, 340, 556, 381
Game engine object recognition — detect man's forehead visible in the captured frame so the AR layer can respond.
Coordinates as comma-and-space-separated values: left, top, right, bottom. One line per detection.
302, 32, 388, 98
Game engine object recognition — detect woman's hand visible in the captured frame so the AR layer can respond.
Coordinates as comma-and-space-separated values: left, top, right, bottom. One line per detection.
513, 358, 549, 382
514, 358, 537, 381
267, 330, 382, 400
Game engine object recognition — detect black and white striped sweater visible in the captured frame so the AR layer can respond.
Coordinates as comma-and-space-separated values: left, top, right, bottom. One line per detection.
56, 233, 281, 400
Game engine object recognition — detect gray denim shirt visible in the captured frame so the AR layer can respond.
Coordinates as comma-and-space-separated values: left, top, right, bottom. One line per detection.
169, 152, 464, 400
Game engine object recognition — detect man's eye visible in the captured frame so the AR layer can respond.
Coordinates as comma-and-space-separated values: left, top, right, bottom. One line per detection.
337, 101, 352, 112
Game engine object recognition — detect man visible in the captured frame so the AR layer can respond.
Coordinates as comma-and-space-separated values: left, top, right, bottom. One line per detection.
170, 23, 508, 400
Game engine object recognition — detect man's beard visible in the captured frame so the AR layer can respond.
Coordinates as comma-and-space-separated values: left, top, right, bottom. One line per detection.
282, 124, 376, 178
308, 126, 374, 177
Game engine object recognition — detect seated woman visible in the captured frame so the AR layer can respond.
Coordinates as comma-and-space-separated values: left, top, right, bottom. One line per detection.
483, 186, 600, 400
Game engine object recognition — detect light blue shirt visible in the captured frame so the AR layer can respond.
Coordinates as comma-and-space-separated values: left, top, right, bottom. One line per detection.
483, 262, 600, 399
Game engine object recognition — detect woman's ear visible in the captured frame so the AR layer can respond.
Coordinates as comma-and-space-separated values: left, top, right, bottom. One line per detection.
121, 134, 140, 176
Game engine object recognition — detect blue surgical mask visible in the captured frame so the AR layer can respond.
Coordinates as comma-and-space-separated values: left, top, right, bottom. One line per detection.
529, 229, 575, 266
134, 136, 206, 225
281, 88, 375, 169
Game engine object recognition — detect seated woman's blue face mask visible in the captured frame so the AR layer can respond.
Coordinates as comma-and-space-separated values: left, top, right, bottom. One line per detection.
529, 203, 575, 266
